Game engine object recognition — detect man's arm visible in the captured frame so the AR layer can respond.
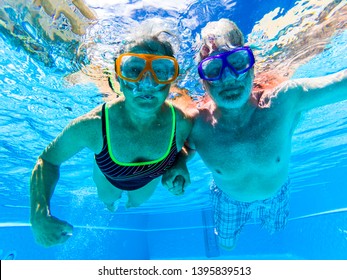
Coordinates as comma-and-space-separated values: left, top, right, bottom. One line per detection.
294, 69, 347, 112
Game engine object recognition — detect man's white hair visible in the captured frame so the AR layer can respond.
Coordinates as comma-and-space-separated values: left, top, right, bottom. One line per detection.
197, 18, 244, 61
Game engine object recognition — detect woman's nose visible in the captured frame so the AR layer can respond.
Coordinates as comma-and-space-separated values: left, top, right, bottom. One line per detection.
140, 71, 156, 87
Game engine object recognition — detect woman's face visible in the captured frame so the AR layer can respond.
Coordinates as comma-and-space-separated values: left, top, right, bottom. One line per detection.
117, 40, 175, 112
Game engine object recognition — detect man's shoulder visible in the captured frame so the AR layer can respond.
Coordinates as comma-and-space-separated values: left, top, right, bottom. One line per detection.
197, 107, 213, 117
192, 107, 214, 130
258, 80, 300, 109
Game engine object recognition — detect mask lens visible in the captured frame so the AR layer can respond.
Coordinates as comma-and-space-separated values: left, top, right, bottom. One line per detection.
120, 55, 146, 81
201, 58, 223, 80
152, 58, 176, 83
226, 50, 252, 74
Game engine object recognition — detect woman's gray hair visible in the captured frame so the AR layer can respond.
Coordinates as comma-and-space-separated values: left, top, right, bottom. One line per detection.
120, 18, 178, 57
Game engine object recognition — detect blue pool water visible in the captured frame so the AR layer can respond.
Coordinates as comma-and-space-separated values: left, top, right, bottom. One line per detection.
0, 0, 346, 260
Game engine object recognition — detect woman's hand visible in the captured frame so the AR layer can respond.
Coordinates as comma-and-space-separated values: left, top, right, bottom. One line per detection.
162, 159, 191, 196
31, 214, 73, 247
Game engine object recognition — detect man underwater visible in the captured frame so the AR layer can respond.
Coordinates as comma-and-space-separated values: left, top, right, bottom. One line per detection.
162, 18, 347, 250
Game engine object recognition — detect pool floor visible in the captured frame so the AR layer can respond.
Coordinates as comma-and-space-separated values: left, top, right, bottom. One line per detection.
1, 207, 346, 260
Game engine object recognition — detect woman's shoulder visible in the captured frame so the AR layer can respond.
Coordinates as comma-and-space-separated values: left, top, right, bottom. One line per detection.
68, 101, 116, 136
81, 98, 124, 121
171, 103, 193, 125
171, 100, 198, 119
169, 103, 194, 143
72, 103, 103, 126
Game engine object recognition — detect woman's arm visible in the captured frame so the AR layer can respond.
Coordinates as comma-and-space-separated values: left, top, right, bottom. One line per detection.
30, 111, 101, 247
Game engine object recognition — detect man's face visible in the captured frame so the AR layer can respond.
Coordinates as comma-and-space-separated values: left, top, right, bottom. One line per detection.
200, 48, 254, 109
204, 69, 254, 109
203, 51, 254, 109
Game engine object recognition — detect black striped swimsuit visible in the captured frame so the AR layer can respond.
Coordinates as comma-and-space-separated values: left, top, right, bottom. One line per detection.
95, 103, 179, 191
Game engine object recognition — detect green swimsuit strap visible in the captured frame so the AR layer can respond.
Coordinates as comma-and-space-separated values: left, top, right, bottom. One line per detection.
104, 102, 176, 166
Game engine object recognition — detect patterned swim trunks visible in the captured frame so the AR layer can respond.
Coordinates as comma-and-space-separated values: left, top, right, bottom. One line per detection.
210, 180, 290, 249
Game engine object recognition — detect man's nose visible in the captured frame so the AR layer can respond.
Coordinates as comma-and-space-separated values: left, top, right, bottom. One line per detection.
222, 67, 238, 80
